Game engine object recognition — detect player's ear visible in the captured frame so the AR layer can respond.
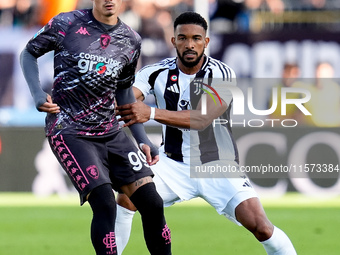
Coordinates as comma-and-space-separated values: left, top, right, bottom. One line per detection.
204, 37, 210, 48
171, 37, 176, 48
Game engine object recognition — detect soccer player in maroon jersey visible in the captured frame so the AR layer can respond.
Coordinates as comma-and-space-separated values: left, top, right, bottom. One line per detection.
20, 1, 171, 254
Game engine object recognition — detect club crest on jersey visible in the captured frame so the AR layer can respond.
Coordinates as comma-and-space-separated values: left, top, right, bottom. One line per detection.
193, 79, 223, 115
86, 165, 99, 179
100, 34, 111, 49
193, 80, 223, 104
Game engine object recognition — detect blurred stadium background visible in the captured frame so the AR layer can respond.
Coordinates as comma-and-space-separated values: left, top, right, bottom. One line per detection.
1, 0, 340, 254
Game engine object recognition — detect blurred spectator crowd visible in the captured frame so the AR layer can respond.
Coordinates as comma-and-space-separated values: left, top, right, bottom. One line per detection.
1, 0, 340, 32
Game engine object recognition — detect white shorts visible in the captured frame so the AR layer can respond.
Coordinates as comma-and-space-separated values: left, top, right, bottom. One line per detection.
151, 147, 259, 225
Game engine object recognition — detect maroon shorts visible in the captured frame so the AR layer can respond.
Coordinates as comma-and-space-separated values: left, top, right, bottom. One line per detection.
48, 130, 154, 205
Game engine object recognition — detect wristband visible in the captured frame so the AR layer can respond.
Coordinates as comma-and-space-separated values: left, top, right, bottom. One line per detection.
150, 107, 155, 120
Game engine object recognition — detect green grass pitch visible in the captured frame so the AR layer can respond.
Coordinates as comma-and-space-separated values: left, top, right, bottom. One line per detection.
0, 193, 339, 254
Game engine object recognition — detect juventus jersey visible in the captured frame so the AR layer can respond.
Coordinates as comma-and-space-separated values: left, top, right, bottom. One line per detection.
26, 9, 141, 136
134, 56, 240, 165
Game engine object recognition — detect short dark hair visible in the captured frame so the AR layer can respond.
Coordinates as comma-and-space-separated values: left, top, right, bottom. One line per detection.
174, 11, 208, 32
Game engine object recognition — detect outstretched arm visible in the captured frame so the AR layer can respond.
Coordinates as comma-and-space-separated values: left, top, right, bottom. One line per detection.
20, 47, 60, 113
115, 86, 159, 165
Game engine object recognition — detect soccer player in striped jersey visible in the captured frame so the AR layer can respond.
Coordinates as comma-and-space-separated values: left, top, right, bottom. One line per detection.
115, 11, 296, 255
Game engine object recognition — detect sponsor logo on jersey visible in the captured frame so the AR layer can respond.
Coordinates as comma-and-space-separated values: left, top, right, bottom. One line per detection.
76, 27, 90, 35
179, 99, 191, 110
78, 52, 122, 77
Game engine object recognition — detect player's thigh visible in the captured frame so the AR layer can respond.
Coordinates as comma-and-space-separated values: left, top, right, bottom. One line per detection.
152, 173, 180, 206
199, 177, 258, 224
116, 172, 180, 210
116, 192, 137, 211
151, 152, 197, 206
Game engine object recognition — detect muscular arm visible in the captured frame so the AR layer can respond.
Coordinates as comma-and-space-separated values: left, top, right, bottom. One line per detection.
117, 87, 228, 131
152, 99, 227, 130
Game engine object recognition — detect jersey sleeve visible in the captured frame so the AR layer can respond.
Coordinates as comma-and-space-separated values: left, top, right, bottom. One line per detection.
211, 66, 237, 106
25, 13, 68, 58
116, 29, 142, 89
116, 48, 141, 89
133, 67, 153, 99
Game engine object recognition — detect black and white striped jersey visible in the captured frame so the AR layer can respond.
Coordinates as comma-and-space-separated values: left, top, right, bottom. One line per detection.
134, 56, 239, 165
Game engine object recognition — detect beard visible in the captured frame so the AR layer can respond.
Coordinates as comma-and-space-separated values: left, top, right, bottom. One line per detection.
176, 49, 204, 68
